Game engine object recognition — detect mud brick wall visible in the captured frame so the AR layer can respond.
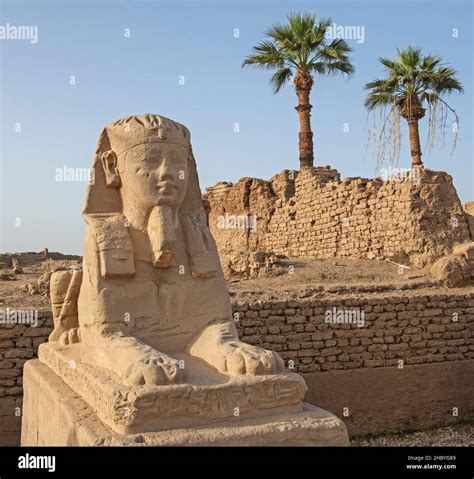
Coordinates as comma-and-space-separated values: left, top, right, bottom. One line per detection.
234, 289, 474, 434
234, 290, 474, 373
0, 251, 81, 269
0, 310, 53, 445
1, 290, 473, 443
465, 202, 474, 240
207, 167, 470, 267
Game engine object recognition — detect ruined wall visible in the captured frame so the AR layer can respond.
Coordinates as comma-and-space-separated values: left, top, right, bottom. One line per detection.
207, 167, 470, 267
0, 310, 53, 446
0, 251, 81, 269
234, 289, 473, 373
234, 288, 474, 435
464, 202, 474, 239
1, 288, 473, 443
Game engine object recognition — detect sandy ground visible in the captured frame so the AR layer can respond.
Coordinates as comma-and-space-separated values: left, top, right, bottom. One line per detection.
0, 261, 80, 309
354, 423, 474, 446
1, 256, 470, 307
228, 257, 441, 302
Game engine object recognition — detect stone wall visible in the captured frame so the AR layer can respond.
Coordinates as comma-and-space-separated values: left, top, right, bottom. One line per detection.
0, 310, 53, 446
233, 288, 474, 435
233, 289, 473, 373
206, 167, 470, 267
304, 360, 474, 436
1, 288, 473, 444
0, 251, 82, 269
465, 202, 474, 239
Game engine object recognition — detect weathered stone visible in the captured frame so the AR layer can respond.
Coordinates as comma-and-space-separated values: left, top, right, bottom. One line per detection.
207, 168, 470, 268
22, 114, 348, 447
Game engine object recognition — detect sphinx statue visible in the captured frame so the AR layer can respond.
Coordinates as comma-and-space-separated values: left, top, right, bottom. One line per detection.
22, 114, 348, 446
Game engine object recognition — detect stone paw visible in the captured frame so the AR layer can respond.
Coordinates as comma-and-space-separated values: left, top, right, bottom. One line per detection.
123, 353, 185, 386
216, 341, 285, 376
59, 327, 81, 345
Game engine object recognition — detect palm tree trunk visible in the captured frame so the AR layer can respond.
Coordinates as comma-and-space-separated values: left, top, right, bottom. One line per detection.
294, 70, 314, 169
401, 96, 425, 168
407, 118, 423, 167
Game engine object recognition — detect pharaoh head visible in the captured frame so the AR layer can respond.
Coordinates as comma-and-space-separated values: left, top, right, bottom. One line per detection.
103, 116, 190, 215
82, 114, 216, 275
85, 114, 200, 217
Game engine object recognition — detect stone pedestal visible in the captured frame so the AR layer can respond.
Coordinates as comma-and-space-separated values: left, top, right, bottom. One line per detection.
21, 343, 349, 446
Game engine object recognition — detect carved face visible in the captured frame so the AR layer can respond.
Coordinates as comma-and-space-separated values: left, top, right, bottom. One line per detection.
118, 143, 189, 209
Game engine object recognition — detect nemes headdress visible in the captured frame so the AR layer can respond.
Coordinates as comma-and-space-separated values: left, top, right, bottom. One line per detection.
82, 114, 217, 279
106, 114, 191, 156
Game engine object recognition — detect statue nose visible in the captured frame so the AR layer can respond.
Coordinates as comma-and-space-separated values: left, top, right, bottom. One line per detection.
157, 158, 173, 178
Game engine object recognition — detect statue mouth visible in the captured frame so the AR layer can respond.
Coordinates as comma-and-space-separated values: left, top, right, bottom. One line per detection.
156, 183, 178, 194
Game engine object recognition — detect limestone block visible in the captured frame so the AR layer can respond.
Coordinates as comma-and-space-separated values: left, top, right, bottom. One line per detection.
22, 360, 348, 446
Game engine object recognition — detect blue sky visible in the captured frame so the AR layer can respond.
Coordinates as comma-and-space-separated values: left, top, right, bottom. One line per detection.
1, 0, 472, 254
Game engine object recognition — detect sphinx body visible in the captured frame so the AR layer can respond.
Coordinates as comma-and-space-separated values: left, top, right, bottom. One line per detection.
22, 114, 349, 446
51, 114, 284, 386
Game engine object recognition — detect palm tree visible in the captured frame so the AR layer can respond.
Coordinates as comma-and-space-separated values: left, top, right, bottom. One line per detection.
364, 46, 463, 168
242, 12, 354, 169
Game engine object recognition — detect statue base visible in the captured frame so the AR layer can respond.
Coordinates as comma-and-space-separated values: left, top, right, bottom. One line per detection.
21, 345, 349, 446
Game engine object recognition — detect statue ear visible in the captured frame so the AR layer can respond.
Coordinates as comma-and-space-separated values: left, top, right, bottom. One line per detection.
100, 150, 121, 188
